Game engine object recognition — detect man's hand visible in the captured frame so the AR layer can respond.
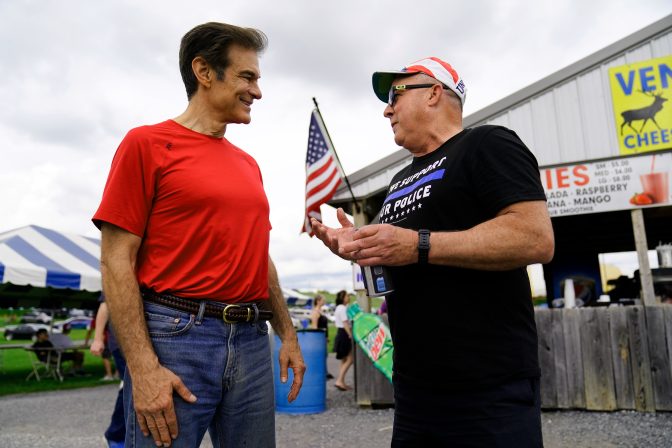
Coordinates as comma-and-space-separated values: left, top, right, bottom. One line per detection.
311, 208, 357, 260
132, 365, 197, 447
89, 339, 105, 357
267, 256, 306, 402
277, 338, 306, 402
342, 224, 418, 266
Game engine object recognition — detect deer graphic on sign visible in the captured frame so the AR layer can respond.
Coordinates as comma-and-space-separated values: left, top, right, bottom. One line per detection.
620, 90, 668, 135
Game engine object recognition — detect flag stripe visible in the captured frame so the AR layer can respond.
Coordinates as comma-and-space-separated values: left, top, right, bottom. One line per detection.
306, 160, 339, 193
301, 109, 345, 235
306, 151, 333, 176
306, 174, 342, 209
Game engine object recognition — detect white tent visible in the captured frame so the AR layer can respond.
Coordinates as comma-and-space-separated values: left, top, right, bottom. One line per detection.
0, 225, 101, 292
282, 287, 313, 307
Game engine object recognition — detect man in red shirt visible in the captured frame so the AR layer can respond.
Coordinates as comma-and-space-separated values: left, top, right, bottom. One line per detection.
93, 22, 304, 448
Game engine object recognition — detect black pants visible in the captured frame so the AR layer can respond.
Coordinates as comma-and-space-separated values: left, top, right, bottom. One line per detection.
391, 376, 543, 447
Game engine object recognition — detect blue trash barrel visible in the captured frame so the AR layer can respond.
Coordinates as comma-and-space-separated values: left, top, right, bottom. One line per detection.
273, 328, 326, 414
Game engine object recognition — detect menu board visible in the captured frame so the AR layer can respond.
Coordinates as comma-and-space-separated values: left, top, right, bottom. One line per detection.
541, 152, 671, 217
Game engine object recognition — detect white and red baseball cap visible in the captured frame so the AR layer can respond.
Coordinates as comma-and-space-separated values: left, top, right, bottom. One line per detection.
372, 56, 467, 105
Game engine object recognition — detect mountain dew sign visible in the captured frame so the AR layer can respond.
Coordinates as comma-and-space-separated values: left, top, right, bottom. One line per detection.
347, 303, 393, 382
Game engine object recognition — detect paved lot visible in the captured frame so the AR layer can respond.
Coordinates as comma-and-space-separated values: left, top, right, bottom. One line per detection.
1, 354, 671, 447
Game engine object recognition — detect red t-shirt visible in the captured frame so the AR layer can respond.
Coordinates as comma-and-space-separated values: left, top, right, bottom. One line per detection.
93, 120, 271, 302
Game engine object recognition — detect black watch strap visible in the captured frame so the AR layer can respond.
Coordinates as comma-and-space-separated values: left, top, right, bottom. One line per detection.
418, 229, 430, 264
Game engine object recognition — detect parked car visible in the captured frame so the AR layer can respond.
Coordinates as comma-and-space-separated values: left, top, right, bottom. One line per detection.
19, 311, 52, 324
68, 308, 94, 318
4, 323, 52, 341
52, 316, 93, 331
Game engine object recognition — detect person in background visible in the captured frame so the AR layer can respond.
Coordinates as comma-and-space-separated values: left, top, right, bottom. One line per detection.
33, 328, 85, 373
87, 303, 116, 381
90, 295, 127, 448
332, 290, 353, 391
312, 56, 554, 446
31, 328, 54, 363
310, 294, 334, 380
377, 299, 388, 316
49, 324, 76, 349
309, 294, 329, 331
93, 22, 304, 447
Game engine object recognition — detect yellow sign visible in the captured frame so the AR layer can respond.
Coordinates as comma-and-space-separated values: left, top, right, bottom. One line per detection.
609, 55, 672, 155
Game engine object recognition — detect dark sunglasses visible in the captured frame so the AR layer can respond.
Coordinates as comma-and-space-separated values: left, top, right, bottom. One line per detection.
388, 83, 447, 106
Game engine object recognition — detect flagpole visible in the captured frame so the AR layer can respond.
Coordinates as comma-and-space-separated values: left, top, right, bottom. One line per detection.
311, 97, 361, 214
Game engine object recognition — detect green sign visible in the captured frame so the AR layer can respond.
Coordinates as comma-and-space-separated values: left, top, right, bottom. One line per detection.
347, 303, 394, 382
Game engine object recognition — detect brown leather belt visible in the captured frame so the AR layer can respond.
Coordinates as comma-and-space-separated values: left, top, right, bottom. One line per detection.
141, 290, 273, 323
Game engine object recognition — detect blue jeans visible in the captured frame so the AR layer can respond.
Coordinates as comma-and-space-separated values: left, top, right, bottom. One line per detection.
124, 301, 275, 447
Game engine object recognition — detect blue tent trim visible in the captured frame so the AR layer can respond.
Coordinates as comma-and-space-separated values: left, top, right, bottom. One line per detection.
34, 226, 100, 270
5, 236, 82, 289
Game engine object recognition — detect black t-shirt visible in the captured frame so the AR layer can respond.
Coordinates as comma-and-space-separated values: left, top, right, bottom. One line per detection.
32, 340, 54, 362
380, 125, 546, 390
317, 314, 329, 331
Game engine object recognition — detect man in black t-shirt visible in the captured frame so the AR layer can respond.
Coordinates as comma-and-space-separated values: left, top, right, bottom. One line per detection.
32, 329, 54, 363
32, 328, 85, 372
312, 57, 554, 447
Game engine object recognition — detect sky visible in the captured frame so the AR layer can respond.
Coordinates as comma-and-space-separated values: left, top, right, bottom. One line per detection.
1, 1, 671, 293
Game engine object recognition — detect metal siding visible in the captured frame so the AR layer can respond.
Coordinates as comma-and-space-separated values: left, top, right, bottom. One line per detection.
576, 69, 614, 160
600, 56, 626, 157
507, 103, 537, 156
625, 43, 653, 64
440, 31, 669, 169
485, 113, 510, 128
530, 92, 561, 166
651, 34, 671, 56
553, 81, 586, 162
334, 160, 411, 201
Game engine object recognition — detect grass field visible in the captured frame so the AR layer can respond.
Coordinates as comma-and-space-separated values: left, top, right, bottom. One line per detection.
0, 328, 117, 397
0, 295, 366, 396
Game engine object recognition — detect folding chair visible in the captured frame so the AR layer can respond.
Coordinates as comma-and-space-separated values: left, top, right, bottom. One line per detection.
25, 348, 64, 382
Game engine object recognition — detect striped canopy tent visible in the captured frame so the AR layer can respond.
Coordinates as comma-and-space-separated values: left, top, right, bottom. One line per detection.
0, 225, 101, 308
282, 287, 313, 307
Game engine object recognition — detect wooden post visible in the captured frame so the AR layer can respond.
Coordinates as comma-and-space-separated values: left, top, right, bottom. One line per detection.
580, 308, 617, 410
627, 306, 655, 412
631, 209, 656, 306
562, 308, 585, 408
609, 306, 635, 409
645, 306, 672, 410
551, 310, 569, 408
535, 309, 556, 408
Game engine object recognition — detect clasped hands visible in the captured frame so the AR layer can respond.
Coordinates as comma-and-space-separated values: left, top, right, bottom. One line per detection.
311, 208, 417, 266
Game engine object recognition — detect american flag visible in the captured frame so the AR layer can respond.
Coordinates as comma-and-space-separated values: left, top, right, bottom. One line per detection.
301, 109, 344, 235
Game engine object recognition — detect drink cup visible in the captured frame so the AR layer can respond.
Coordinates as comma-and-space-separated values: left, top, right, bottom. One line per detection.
640, 172, 669, 203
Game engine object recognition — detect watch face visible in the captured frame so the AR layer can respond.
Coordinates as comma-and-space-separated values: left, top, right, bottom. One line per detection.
418, 229, 430, 264
419, 230, 430, 248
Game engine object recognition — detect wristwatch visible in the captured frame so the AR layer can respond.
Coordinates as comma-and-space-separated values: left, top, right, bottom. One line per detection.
418, 229, 431, 264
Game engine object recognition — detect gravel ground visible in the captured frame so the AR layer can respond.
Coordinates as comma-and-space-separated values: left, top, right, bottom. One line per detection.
1, 354, 671, 447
